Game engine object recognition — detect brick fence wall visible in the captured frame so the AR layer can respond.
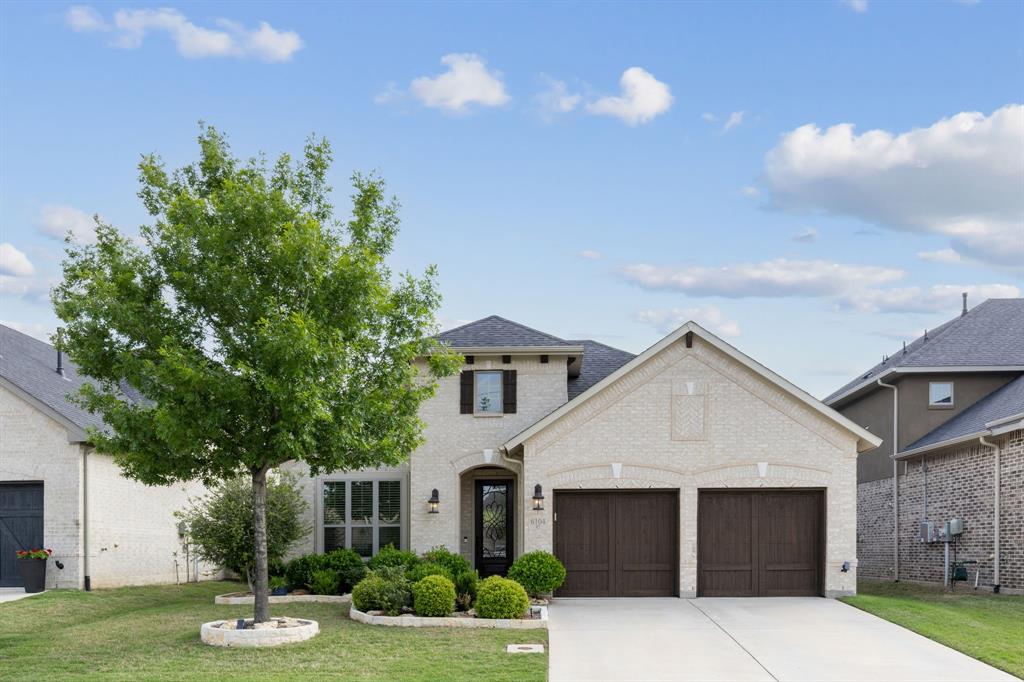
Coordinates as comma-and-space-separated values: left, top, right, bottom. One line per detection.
856, 429, 1023, 591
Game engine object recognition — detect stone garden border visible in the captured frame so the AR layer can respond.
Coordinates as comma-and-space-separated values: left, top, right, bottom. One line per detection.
214, 592, 350, 605
349, 605, 547, 629
200, 618, 319, 647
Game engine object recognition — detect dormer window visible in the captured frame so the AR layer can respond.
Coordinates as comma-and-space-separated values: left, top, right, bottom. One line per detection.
928, 382, 954, 408
475, 371, 503, 414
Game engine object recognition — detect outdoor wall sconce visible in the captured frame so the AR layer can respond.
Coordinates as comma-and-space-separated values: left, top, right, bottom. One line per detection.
428, 489, 440, 514
532, 484, 545, 511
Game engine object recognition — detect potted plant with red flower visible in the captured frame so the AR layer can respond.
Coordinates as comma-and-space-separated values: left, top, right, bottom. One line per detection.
15, 548, 52, 593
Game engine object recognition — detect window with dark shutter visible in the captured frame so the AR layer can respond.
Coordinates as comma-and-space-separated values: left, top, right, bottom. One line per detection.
460, 371, 474, 414
502, 369, 517, 413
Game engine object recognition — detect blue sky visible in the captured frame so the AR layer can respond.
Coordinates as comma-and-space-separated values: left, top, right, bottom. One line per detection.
1, 1, 1021, 398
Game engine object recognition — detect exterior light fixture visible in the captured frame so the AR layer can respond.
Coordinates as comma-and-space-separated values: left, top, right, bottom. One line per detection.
428, 489, 440, 514
532, 484, 545, 511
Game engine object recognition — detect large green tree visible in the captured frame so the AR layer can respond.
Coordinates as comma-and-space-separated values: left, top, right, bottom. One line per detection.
52, 126, 460, 622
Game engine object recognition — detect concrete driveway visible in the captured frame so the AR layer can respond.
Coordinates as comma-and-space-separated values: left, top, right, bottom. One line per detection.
547, 597, 1017, 682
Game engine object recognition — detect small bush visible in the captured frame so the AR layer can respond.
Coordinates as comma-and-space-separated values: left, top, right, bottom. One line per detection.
323, 548, 367, 593
423, 546, 472, 577
363, 565, 412, 615
285, 554, 324, 590
453, 569, 478, 612
368, 545, 419, 571
508, 550, 567, 596
269, 575, 287, 591
408, 562, 454, 584
412, 575, 456, 617
474, 576, 529, 619
352, 575, 387, 612
309, 569, 339, 595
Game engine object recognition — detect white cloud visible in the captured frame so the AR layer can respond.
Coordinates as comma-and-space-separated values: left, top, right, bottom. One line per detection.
701, 112, 716, 123
635, 305, 741, 338
763, 104, 1024, 268
837, 284, 1020, 314
409, 54, 510, 113
917, 248, 962, 264
535, 76, 581, 118
843, 0, 869, 12
66, 6, 302, 62
0, 243, 35, 277
620, 258, 903, 298
37, 205, 96, 243
741, 185, 760, 197
578, 249, 602, 260
0, 320, 54, 342
373, 82, 404, 106
66, 5, 108, 32
791, 227, 818, 243
722, 111, 745, 132
586, 67, 673, 126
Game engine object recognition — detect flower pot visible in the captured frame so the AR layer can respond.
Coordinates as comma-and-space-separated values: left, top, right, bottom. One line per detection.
17, 558, 46, 593
271, 587, 288, 596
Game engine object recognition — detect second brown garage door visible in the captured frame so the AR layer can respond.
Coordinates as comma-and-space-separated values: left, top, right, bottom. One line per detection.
698, 489, 823, 597
554, 490, 678, 597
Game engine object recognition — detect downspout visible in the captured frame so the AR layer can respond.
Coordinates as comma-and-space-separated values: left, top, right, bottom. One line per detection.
979, 436, 1001, 593
82, 446, 91, 591
877, 378, 899, 582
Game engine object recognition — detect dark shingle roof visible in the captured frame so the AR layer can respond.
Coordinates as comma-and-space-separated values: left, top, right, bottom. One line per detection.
567, 340, 636, 401
437, 315, 577, 348
903, 375, 1024, 452
825, 298, 1024, 405
0, 325, 107, 437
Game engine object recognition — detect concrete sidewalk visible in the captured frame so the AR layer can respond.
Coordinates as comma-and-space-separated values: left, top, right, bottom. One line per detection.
0, 587, 44, 604
547, 597, 1017, 682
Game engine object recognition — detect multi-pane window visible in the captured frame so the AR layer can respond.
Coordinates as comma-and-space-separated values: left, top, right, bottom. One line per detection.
928, 382, 954, 407
474, 371, 502, 414
322, 479, 403, 557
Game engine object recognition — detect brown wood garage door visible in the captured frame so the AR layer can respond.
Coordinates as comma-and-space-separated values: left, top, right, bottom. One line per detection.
554, 490, 678, 597
698, 489, 823, 597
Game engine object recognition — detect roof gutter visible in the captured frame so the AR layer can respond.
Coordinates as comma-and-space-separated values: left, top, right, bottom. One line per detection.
434, 345, 584, 355
894, 413, 1024, 460
826, 366, 1024, 408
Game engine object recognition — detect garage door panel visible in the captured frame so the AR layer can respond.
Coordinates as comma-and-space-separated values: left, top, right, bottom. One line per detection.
699, 490, 822, 597
555, 490, 678, 597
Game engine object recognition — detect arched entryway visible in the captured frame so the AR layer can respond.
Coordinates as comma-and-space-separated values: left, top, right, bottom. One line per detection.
458, 466, 519, 577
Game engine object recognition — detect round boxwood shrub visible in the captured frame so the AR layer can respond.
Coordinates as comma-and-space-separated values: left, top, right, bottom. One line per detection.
368, 545, 419, 571
352, 574, 387, 612
309, 568, 339, 596
412, 575, 456, 617
422, 546, 472, 576
474, 576, 529, 619
407, 561, 454, 584
507, 550, 567, 597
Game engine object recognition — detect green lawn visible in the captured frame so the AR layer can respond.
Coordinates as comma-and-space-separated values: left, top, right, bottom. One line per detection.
0, 581, 548, 681
841, 580, 1024, 678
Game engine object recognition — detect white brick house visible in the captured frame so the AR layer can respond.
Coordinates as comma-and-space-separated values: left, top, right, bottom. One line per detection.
0, 325, 215, 590
287, 316, 880, 598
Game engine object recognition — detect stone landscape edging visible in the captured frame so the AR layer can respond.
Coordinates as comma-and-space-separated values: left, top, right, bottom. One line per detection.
349, 605, 547, 629
214, 592, 350, 605
200, 618, 319, 647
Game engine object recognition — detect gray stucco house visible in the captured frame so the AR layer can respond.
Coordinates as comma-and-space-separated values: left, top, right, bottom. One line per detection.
826, 297, 1024, 593
0, 325, 215, 590
286, 315, 879, 598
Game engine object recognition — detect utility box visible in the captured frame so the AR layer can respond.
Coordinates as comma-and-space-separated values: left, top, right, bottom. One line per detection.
919, 521, 935, 543
948, 518, 964, 536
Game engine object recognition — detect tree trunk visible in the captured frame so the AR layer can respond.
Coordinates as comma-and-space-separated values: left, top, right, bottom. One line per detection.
251, 465, 271, 624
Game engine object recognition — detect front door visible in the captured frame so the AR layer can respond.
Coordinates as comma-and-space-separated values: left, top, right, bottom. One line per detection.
475, 479, 513, 577
0, 482, 44, 587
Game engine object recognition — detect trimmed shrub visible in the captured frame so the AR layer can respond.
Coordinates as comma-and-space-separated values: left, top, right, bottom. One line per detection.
507, 550, 567, 596
474, 576, 529, 619
407, 562, 454, 584
368, 545, 419, 571
422, 546, 472, 577
285, 553, 324, 590
412, 575, 457, 617
324, 548, 367, 593
453, 569, 478, 612
352, 574, 387, 612
369, 565, 412, 616
309, 569, 339, 595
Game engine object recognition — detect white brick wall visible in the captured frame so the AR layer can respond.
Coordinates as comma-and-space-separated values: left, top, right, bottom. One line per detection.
521, 336, 861, 598
1, 384, 218, 589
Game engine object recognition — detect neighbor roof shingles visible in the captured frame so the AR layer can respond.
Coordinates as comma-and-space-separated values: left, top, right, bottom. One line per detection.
566, 340, 636, 400
903, 374, 1024, 452
825, 298, 1024, 405
436, 315, 577, 348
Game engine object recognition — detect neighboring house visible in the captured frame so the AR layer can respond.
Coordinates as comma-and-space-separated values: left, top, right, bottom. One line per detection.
285, 315, 879, 598
825, 297, 1024, 593
0, 325, 215, 590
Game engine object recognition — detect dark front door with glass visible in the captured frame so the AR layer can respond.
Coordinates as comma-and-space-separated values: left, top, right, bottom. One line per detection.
475, 480, 514, 577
